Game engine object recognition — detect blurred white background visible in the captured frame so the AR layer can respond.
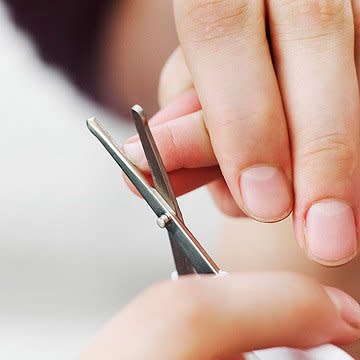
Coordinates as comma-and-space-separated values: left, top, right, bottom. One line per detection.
0, 3, 220, 358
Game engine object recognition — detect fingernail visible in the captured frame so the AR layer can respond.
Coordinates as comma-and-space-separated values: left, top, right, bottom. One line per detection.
239, 166, 292, 221
324, 286, 360, 329
305, 200, 357, 265
123, 141, 146, 168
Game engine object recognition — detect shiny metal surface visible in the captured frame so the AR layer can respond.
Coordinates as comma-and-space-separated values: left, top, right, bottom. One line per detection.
167, 212, 220, 274
131, 105, 182, 218
156, 214, 171, 228
131, 106, 194, 275
86, 116, 220, 275
86, 113, 262, 357
86, 117, 167, 217
245, 354, 261, 360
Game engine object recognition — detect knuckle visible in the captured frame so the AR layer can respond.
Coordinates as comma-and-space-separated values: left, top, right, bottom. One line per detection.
207, 103, 279, 162
298, 132, 357, 173
212, 103, 279, 152
164, 121, 185, 168
253, 101, 279, 127
273, 0, 351, 40
280, 0, 347, 24
179, 0, 262, 44
217, 101, 276, 129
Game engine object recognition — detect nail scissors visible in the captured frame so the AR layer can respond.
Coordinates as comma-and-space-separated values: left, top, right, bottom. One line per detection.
86, 105, 221, 276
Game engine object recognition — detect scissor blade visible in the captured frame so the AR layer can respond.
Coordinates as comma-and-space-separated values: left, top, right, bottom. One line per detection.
131, 106, 194, 275
167, 215, 220, 274
86, 117, 166, 217
87, 116, 195, 275
131, 105, 182, 220
168, 233, 195, 275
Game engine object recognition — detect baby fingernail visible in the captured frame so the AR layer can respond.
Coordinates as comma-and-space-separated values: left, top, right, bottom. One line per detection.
123, 141, 146, 168
305, 200, 357, 265
325, 286, 360, 329
239, 166, 292, 221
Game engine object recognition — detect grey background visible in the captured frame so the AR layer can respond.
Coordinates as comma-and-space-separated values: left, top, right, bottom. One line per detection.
0, 3, 220, 359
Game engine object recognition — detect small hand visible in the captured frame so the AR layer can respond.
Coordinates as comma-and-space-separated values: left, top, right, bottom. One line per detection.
78, 273, 360, 359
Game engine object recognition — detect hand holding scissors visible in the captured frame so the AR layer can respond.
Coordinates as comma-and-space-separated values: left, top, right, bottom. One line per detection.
83, 108, 359, 359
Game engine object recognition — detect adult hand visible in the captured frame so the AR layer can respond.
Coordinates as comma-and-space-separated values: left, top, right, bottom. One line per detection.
124, 1, 360, 266
79, 272, 360, 359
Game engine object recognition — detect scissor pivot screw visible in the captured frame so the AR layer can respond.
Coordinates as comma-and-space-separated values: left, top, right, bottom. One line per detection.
157, 214, 171, 228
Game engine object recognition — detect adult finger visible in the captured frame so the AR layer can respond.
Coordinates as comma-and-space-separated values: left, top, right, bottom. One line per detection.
159, 57, 242, 216
123, 110, 222, 195
208, 178, 245, 217
158, 47, 194, 108
352, 0, 360, 80
125, 166, 221, 197
268, 0, 360, 265
79, 272, 360, 359
173, 0, 293, 222
125, 105, 243, 212
124, 111, 216, 171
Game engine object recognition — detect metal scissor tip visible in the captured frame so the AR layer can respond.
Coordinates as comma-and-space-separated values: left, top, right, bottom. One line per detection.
87, 107, 220, 275
131, 105, 148, 126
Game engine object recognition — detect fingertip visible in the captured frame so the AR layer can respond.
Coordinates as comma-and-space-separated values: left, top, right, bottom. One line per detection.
123, 141, 147, 169
304, 200, 358, 266
324, 287, 360, 331
238, 165, 293, 223
323, 286, 360, 345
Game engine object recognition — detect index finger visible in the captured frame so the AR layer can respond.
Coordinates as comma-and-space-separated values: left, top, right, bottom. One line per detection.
173, 0, 293, 222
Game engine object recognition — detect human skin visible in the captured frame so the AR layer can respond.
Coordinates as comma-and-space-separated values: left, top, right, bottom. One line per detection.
98, 0, 178, 116
122, 0, 360, 268
78, 272, 360, 359
99, 0, 360, 356
123, 90, 360, 357
218, 217, 360, 357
